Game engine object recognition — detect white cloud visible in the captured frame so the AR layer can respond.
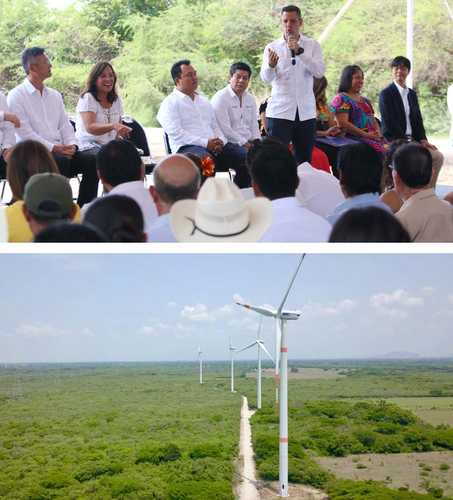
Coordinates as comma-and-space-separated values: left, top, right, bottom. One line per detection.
15, 323, 68, 338
370, 289, 424, 308
167, 301, 177, 308
139, 325, 158, 337
181, 304, 211, 321
304, 299, 358, 317
80, 328, 94, 337
180, 303, 236, 322
448, 294, 453, 305
421, 287, 435, 296
233, 293, 245, 304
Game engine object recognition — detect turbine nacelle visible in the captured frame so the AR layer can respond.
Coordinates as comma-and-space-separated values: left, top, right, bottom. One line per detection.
281, 310, 302, 321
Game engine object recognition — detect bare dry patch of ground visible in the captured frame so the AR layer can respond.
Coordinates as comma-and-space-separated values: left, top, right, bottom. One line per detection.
258, 481, 329, 499
316, 451, 453, 496
388, 397, 453, 427
248, 368, 346, 380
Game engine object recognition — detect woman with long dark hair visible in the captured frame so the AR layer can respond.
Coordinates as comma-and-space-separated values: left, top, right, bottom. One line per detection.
331, 65, 388, 155
75, 62, 132, 154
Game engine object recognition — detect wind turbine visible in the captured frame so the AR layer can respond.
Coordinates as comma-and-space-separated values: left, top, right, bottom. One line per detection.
198, 346, 203, 385
229, 337, 236, 393
236, 254, 305, 498
235, 318, 274, 410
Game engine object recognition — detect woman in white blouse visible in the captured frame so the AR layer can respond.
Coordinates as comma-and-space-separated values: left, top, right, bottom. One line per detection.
75, 62, 132, 153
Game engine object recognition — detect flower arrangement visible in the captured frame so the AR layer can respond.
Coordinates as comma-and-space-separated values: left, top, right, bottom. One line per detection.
200, 155, 215, 178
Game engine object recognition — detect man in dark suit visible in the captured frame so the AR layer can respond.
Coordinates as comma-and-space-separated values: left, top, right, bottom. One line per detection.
379, 56, 443, 187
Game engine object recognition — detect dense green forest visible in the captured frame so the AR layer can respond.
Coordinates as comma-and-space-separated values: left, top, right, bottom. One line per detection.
0, 0, 452, 134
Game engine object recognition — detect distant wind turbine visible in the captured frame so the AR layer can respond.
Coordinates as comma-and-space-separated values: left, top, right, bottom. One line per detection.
236, 254, 305, 498
198, 346, 203, 385
235, 318, 274, 410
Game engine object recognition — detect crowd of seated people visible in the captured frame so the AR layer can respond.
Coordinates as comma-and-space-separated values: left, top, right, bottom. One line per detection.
0, 44, 452, 243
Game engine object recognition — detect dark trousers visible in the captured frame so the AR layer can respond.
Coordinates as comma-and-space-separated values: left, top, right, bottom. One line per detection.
267, 113, 316, 164
53, 149, 98, 207
0, 155, 6, 179
178, 143, 251, 188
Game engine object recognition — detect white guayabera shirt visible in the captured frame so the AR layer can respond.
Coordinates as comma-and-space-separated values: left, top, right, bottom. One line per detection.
157, 89, 226, 154
7, 79, 76, 151
0, 92, 15, 153
260, 35, 325, 122
211, 85, 260, 146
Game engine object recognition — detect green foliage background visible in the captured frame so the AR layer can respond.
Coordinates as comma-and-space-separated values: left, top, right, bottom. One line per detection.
0, 0, 452, 134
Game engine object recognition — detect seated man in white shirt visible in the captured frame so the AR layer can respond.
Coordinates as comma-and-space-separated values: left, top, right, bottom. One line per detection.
7, 47, 98, 206
0, 92, 19, 179
148, 154, 201, 242
85, 139, 157, 234
211, 62, 260, 152
157, 59, 250, 188
296, 162, 345, 218
248, 137, 331, 242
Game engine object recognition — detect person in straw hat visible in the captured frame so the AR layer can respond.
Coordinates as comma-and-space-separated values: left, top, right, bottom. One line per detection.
169, 177, 272, 243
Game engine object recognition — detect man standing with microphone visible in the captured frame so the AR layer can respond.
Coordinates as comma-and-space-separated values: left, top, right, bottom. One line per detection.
261, 5, 325, 164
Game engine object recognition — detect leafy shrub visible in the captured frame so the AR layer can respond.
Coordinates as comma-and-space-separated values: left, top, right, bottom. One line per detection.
135, 443, 181, 465
427, 486, 444, 498
40, 471, 69, 489
288, 457, 330, 489
432, 428, 453, 450
167, 480, 233, 500
327, 479, 439, 499
74, 462, 123, 482
439, 463, 450, 471
355, 430, 376, 448
253, 434, 277, 461
189, 443, 223, 459
403, 430, 433, 452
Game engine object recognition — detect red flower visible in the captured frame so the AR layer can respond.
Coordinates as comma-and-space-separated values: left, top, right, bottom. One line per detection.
201, 156, 215, 177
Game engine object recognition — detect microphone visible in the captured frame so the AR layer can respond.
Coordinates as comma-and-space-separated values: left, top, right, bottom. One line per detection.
291, 49, 296, 66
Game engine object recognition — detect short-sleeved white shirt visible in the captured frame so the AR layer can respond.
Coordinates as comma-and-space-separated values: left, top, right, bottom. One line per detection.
75, 92, 123, 151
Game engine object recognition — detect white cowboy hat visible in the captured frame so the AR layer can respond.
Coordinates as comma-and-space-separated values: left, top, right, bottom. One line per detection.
170, 177, 272, 242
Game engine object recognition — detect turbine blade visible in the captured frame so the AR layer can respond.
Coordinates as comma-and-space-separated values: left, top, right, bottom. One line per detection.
258, 341, 275, 364
236, 302, 277, 317
256, 317, 263, 341
277, 254, 306, 316
236, 341, 258, 353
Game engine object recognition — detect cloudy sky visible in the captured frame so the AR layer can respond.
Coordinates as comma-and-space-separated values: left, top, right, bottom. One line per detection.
0, 253, 452, 363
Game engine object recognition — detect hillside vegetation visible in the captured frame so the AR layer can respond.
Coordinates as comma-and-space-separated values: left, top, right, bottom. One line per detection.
0, 0, 451, 135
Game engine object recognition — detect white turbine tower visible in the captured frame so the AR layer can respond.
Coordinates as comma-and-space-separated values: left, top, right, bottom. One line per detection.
236, 254, 305, 498
198, 346, 203, 385
235, 318, 274, 410
229, 337, 236, 393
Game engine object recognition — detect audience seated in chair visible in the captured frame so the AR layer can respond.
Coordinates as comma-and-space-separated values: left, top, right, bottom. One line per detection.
84, 195, 147, 242
82, 139, 157, 234
7, 47, 98, 206
380, 139, 406, 213
379, 56, 443, 187
392, 142, 453, 242
76, 61, 132, 155
331, 65, 388, 155
169, 177, 272, 242
21, 173, 78, 240
327, 142, 392, 225
34, 222, 107, 243
148, 154, 201, 242
157, 59, 250, 188
295, 161, 344, 218
211, 62, 260, 152
329, 206, 410, 243
0, 91, 19, 181
248, 137, 331, 242
0, 140, 81, 242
